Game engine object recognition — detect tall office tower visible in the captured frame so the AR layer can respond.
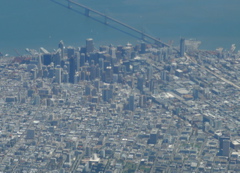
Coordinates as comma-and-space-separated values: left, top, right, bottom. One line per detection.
149, 79, 155, 93
62, 71, 69, 83
58, 40, 64, 61
69, 57, 75, 83
128, 94, 135, 111
137, 75, 145, 93
86, 38, 94, 54
55, 65, 62, 84
42, 53, 52, 66
139, 95, 146, 108
74, 52, 80, 72
222, 139, 230, 156
109, 46, 116, 58
98, 58, 104, 70
219, 135, 230, 156
104, 66, 113, 83
180, 38, 185, 57
37, 54, 42, 70
90, 64, 96, 80
161, 70, 167, 81
48, 66, 54, 78
53, 49, 61, 66
80, 71, 86, 81
102, 88, 113, 103
80, 53, 86, 67
147, 65, 153, 80
67, 46, 75, 58
148, 129, 158, 144
74, 72, 79, 84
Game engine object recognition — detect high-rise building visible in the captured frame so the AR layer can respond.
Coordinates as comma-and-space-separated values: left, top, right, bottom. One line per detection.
180, 38, 185, 57
55, 65, 62, 84
137, 75, 145, 93
148, 129, 158, 144
58, 40, 64, 61
222, 139, 230, 157
102, 88, 113, 103
53, 49, 61, 66
103, 66, 113, 83
69, 57, 75, 83
219, 135, 230, 156
42, 53, 52, 66
80, 53, 86, 67
62, 71, 69, 83
74, 52, 80, 72
139, 95, 146, 108
86, 38, 94, 54
128, 94, 135, 111
147, 65, 153, 80
67, 46, 75, 58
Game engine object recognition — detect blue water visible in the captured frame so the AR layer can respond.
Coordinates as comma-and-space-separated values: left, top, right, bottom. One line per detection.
1, 0, 240, 55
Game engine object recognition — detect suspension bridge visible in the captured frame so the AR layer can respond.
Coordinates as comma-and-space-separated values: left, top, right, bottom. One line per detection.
54, 0, 177, 50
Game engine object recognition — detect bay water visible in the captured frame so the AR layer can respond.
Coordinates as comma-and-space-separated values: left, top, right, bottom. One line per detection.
1, 0, 240, 55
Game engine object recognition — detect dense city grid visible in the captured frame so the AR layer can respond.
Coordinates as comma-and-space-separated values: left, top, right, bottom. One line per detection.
0, 39, 240, 173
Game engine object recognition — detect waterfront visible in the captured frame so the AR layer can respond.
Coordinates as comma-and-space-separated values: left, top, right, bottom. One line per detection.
1, 0, 240, 55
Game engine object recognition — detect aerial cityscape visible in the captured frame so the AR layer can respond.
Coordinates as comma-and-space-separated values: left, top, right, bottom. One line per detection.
1, 0, 240, 173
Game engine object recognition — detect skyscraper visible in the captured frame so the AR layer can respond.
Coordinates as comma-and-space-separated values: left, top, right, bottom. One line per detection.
128, 94, 135, 111
219, 135, 230, 156
102, 88, 113, 103
222, 139, 230, 157
55, 65, 62, 84
42, 53, 52, 66
80, 53, 86, 67
148, 129, 158, 144
67, 46, 75, 58
58, 40, 64, 62
180, 38, 185, 57
69, 57, 75, 84
74, 52, 80, 72
137, 75, 145, 93
86, 38, 94, 54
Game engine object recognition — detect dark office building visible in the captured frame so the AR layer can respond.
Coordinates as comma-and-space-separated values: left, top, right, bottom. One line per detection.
69, 57, 75, 84
80, 53, 86, 67
148, 129, 158, 144
67, 46, 75, 58
219, 135, 230, 157
137, 75, 145, 93
128, 94, 135, 111
42, 53, 52, 66
103, 66, 113, 83
86, 38, 94, 54
102, 88, 113, 103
